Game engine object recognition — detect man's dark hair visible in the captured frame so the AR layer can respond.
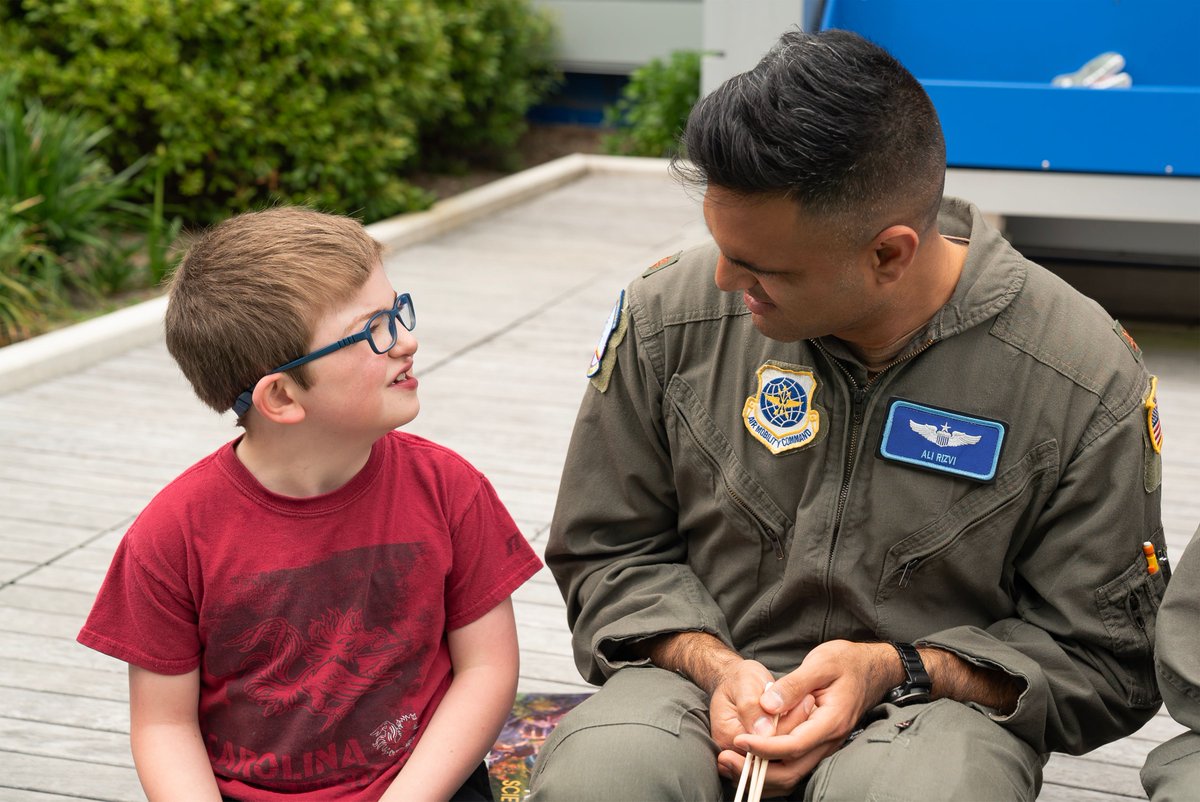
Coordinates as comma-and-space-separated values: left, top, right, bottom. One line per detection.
676, 29, 946, 239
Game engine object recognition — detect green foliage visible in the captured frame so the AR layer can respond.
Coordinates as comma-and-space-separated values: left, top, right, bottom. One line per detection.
0, 80, 144, 343
427, 0, 560, 171
0, 0, 559, 225
604, 51, 702, 158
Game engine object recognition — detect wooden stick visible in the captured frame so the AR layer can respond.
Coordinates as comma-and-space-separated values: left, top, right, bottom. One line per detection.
749, 753, 768, 802
735, 680, 781, 802
732, 750, 753, 802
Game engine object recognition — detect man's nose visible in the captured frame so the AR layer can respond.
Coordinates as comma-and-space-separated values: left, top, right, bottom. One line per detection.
714, 255, 754, 293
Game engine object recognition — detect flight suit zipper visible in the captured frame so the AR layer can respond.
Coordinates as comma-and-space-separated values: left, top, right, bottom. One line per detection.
814, 338, 935, 640
730, 487, 785, 559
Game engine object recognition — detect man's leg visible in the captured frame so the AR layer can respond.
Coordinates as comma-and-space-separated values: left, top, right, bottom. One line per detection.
528, 667, 721, 801
804, 700, 1043, 802
1141, 731, 1200, 801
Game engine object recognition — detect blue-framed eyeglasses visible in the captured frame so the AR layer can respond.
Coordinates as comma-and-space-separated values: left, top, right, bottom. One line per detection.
232, 292, 415, 416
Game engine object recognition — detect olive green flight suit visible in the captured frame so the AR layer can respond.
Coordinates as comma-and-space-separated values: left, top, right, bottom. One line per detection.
531, 199, 1165, 801
1142, 524, 1200, 801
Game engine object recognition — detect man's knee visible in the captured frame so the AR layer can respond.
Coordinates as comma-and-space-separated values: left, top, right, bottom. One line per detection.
1142, 731, 1200, 801
807, 700, 1042, 802
528, 668, 719, 801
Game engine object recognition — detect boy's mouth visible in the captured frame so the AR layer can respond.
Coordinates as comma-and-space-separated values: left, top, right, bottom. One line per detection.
391, 372, 408, 385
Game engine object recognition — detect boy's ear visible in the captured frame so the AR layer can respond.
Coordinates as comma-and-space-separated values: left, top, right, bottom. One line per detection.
870, 224, 920, 284
251, 373, 307, 425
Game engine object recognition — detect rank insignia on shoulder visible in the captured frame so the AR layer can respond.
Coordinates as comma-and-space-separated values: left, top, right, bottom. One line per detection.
1114, 320, 1143, 362
1145, 375, 1163, 454
641, 251, 681, 278
878, 399, 1007, 482
742, 362, 823, 455
587, 289, 629, 392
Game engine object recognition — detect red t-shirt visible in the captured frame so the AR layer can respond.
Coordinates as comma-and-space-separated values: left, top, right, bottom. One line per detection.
78, 431, 542, 800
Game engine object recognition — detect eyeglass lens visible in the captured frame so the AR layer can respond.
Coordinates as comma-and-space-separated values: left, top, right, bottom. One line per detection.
366, 295, 415, 353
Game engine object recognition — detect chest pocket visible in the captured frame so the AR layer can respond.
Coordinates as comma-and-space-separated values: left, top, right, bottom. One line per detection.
874, 440, 1059, 640
664, 376, 792, 564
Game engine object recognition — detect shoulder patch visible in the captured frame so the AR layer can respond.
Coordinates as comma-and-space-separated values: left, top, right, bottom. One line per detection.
1114, 320, 1143, 362
1145, 375, 1163, 454
1144, 375, 1163, 492
587, 290, 629, 393
641, 251, 681, 278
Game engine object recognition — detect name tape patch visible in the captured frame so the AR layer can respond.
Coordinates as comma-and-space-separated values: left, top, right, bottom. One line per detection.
878, 398, 1006, 482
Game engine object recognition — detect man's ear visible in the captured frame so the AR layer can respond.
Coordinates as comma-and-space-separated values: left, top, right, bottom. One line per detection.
250, 373, 307, 425
870, 225, 920, 284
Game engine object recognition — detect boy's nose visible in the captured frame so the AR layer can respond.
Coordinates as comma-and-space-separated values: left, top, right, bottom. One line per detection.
390, 327, 418, 357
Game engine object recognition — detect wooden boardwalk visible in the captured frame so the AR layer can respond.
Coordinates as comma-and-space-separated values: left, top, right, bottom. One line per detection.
0, 163, 1196, 800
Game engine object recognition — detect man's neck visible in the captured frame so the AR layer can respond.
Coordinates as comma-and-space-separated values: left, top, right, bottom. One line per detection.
844, 234, 968, 373
235, 427, 376, 498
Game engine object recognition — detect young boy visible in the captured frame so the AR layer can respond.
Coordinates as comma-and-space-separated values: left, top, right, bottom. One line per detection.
78, 207, 542, 801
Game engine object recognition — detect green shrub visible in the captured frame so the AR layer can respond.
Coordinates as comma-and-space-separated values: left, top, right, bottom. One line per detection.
427, 0, 559, 171
0, 81, 144, 343
0, 0, 558, 225
603, 50, 702, 158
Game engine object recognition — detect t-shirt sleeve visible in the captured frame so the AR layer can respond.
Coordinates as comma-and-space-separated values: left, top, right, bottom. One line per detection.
444, 474, 542, 630
76, 512, 202, 675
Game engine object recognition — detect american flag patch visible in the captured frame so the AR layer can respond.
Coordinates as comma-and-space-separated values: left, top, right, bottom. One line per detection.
1145, 376, 1164, 454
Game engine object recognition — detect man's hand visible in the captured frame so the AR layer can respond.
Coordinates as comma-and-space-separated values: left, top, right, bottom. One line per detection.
640, 632, 823, 794
717, 640, 901, 798
708, 658, 785, 752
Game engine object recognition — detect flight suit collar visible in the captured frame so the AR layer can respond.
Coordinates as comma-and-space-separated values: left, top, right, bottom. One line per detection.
817, 197, 1027, 374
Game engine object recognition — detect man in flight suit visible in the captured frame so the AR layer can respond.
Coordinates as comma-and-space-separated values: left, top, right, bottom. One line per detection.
1142, 524, 1200, 801
530, 29, 1166, 801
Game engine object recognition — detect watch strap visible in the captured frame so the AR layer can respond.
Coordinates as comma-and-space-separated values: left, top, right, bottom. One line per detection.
886, 641, 932, 706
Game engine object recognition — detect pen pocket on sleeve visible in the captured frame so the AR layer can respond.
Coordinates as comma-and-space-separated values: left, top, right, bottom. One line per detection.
1095, 539, 1167, 708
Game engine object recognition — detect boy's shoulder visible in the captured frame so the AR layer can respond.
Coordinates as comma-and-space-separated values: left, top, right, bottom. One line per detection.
117, 441, 236, 560
139, 443, 232, 515
382, 430, 485, 481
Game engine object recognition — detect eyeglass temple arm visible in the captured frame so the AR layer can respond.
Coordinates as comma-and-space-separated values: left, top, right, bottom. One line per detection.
230, 333, 366, 416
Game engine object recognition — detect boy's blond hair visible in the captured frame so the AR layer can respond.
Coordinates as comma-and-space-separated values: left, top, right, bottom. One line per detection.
165, 207, 382, 416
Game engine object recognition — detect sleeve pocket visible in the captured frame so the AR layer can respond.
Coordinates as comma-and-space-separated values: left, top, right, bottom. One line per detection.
1095, 543, 1167, 708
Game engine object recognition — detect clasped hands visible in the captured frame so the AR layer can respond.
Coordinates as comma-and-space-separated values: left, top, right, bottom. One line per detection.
711, 640, 900, 799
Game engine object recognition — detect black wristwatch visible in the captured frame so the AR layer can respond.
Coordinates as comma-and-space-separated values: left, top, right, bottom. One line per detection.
885, 642, 932, 706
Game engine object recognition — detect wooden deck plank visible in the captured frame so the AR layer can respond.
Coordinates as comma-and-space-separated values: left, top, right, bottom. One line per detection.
0, 658, 127, 701
0, 718, 133, 768
0, 752, 141, 801
0, 168, 1194, 800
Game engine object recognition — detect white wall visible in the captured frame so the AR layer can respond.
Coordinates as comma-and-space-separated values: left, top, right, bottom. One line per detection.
531, 0, 703, 74
701, 1, 806, 95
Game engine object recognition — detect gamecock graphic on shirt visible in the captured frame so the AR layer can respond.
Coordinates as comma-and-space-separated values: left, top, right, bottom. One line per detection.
228, 607, 406, 732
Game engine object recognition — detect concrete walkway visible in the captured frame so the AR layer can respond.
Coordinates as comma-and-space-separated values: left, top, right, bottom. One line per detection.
0, 156, 1196, 800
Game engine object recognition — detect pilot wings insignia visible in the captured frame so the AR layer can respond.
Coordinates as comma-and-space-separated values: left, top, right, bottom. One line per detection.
909, 421, 982, 448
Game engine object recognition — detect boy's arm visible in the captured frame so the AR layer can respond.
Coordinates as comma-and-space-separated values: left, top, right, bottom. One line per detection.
381, 598, 519, 801
129, 666, 222, 802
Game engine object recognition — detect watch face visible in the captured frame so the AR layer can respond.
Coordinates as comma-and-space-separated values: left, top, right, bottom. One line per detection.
888, 687, 932, 706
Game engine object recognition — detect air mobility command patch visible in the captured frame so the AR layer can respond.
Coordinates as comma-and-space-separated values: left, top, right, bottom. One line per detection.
878, 399, 1007, 482
1144, 375, 1163, 492
642, 251, 681, 278
587, 290, 628, 393
743, 362, 822, 455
